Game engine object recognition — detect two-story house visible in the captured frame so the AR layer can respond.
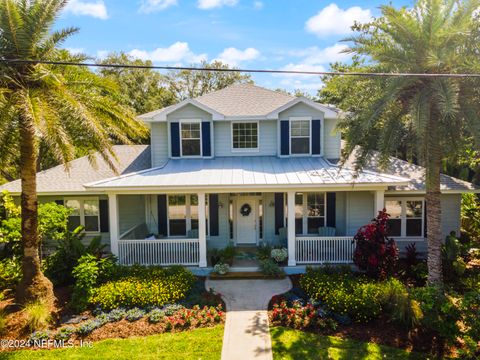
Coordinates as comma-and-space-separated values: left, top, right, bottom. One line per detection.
1, 84, 477, 270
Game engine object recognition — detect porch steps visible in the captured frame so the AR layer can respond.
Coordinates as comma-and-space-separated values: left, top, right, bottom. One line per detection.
209, 271, 286, 280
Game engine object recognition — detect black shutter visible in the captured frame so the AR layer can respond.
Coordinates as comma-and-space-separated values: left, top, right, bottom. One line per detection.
280, 120, 289, 156
99, 199, 109, 232
312, 120, 321, 155
326, 192, 336, 227
158, 195, 168, 236
209, 194, 219, 236
54, 200, 64, 205
202, 122, 211, 157
170, 122, 180, 157
274, 193, 284, 235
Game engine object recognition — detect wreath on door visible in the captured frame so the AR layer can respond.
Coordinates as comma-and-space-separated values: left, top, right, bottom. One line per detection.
240, 203, 252, 217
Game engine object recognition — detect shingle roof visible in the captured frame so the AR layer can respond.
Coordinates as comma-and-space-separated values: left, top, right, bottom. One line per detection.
86, 156, 409, 190
344, 151, 478, 192
0, 145, 151, 194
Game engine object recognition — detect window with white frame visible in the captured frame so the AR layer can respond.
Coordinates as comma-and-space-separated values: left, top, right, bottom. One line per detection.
290, 119, 310, 155
385, 198, 424, 237
168, 194, 204, 237
232, 122, 258, 150
181, 122, 201, 156
294, 192, 326, 234
65, 198, 100, 232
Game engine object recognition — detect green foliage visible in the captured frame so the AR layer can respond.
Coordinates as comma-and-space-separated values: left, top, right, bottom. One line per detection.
442, 233, 467, 282
24, 301, 51, 331
461, 193, 480, 243
44, 227, 108, 286
0, 309, 6, 335
125, 308, 145, 322
54, 326, 75, 341
89, 266, 195, 310
458, 290, 480, 358
209, 244, 236, 266
259, 259, 283, 277
0, 256, 22, 291
148, 308, 166, 324
256, 243, 272, 261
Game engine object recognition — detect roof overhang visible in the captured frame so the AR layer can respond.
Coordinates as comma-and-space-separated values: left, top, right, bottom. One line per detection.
266, 97, 339, 119
139, 99, 225, 122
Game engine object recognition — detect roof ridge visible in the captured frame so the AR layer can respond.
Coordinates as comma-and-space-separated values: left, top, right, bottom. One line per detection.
195, 82, 295, 102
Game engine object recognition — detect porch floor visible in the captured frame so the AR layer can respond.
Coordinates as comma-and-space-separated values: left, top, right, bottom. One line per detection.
232, 246, 259, 268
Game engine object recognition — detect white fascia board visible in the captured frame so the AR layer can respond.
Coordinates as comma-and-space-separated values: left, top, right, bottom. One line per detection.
140, 100, 225, 122
266, 97, 339, 120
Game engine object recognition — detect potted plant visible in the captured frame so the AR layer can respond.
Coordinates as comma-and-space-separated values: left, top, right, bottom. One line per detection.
213, 262, 230, 275
271, 248, 288, 264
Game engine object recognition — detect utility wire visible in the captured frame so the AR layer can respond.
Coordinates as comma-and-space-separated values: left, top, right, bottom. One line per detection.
1, 58, 480, 78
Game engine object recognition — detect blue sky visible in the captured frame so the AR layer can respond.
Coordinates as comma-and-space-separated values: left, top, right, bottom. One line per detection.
58, 0, 413, 94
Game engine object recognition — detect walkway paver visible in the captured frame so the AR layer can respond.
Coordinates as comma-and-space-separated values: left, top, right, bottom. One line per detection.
205, 278, 292, 360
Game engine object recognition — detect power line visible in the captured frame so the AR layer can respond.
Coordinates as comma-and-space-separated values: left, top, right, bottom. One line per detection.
1, 58, 480, 78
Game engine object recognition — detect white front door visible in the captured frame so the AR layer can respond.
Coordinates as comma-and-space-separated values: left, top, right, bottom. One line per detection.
235, 197, 258, 244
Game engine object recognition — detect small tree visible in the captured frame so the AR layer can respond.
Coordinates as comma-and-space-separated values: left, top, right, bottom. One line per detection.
353, 210, 399, 279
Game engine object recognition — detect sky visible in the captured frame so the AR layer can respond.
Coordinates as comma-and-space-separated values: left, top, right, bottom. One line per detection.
57, 0, 414, 94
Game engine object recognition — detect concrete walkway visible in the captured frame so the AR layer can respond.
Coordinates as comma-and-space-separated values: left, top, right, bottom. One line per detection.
205, 278, 292, 360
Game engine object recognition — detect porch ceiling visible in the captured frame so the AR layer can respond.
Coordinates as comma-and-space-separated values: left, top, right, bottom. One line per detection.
85, 156, 409, 191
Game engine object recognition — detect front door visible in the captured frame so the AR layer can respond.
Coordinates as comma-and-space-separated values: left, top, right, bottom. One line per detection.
235, 197, 258, 244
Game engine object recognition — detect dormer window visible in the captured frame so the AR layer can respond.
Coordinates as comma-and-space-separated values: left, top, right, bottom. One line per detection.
290, 118, 311, 155
181, 121, 201, 156
232, 122, 259, 151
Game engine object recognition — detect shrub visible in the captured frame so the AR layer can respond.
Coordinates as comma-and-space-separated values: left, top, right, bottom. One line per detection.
458, 290, 480, 358
107, 308, 127, 322
148, 308, 165, 323
0, 309, 6, 335
89, 267, 195, 310
54, 326, 75, 341
125, 308, 145, 322
28, 330, 51, 342
0, 257, 21, 291
182, 280, 224, 308
24, 301, 51, 331
213, 263, 229, 275
76, 319, 104, 336
461, 193, 480, 244
442, 233, 467, 282
163, 304, 185, 316
209, 244, 236, 266
256, 243, 272, 261
259, 259, 283, 277
353, 210, 399, 279
271, 248, 288, 263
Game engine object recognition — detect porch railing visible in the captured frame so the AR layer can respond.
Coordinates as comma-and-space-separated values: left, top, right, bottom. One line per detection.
118, 239, 200, 266
296, 236, 355, 264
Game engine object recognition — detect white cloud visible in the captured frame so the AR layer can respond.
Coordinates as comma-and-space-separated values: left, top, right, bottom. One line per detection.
128, 42, 207, 64
197, 0, 238, 10
253, 1, 263, 10
139, 0, 177, 13
64, 0, 108, 19
65, 47, 84, 55
305, 3, 372, 37
215, 47, 260, 66
289, 43, 350, 65
96, 50, 109, 60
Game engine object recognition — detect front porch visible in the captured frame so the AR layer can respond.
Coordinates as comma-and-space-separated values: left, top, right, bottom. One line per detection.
107, 190, 427, 269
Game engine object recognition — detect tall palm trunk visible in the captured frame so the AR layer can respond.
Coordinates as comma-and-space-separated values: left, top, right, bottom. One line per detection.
425, 109, 443, 285
15, 116, 54, 306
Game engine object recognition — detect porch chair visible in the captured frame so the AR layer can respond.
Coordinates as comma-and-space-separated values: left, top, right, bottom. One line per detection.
278, 227, 288, 247
318, 226, 336, 236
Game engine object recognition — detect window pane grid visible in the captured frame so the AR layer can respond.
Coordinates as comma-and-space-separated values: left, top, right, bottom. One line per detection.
232, 123, 258, 150
385, 199, 424, 237
181, 122, 201, 156
290, 120, 310, 154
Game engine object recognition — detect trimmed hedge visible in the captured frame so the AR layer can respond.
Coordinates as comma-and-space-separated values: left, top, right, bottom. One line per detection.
89, 266, 195, 310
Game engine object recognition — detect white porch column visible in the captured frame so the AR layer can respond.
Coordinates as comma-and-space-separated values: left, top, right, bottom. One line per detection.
108, 193, 119, 257
287, 191, 296, 266
373, 190, 385, 217
198, 192, 207, 267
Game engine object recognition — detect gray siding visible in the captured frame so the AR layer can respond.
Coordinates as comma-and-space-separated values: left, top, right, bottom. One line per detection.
166, 103, 213, 121
214, 121, 277, 157
118, 195, 146, 235
324, 118, 341, 160
335, 192, 347, 236
346, 191, 374, 236
278, 102, 325, 120
150, 123, 168, 167
263, 192, 278, 244
441, 194, 461, 238
207, 193, 231, 249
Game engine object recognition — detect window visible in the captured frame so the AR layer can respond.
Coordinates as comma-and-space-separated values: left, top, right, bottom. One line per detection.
290, 119, 310, 155
168, 194, 205, 237
232, 122, 258, 150
181, 122, 201, 156
295, 192, 326, 235
385, 198, 424, 237
65, 198, 100, 232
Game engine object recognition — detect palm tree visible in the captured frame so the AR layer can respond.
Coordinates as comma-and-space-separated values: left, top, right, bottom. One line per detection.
340, 0, 480, 285
0, 0, 147, 305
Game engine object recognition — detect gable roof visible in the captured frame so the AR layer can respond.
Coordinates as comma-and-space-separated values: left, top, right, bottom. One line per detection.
138, 83, 339, 121
0, 145, 151, 195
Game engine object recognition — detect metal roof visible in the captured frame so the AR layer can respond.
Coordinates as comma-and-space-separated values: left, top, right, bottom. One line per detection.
86, 156, 410, 191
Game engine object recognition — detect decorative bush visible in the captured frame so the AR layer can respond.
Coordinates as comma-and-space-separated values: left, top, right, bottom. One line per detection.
0, 257, 21, 291
28, 330, 52, 342
163, 304, 185, 316
54, 326, 75, 341
125, 308, 145, 322
271, 248, 288, 263
213, 262, 230, 275
76, 319, 105, 336
89, 266, 195, 310
24, 301, 51, 331
270, 300, 338, 332
107, 308, 127, 322
148, 308, 166, 323
259, 259, 283, 277
353, 210, 399, 279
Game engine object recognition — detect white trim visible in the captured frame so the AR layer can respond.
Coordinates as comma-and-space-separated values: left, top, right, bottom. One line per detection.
108, 194, 119, 256
64, 196, 100, 234
289, 117, 312, 156
384, 196, 425, 238
179, 119, 203, 158
287, 191, 296, 266
295, 192, 327, 235
266, 97, 338, 119
230, 121, 260, 153
140, 99, 224, 122
234, 195, 260, 245
198, 192, 207, 267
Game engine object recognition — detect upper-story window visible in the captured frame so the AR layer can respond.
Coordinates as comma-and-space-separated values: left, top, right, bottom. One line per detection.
232, 122, 258, 151
181, 122, 201, 156
290, 118, 311, 155
385, 198, 424, 237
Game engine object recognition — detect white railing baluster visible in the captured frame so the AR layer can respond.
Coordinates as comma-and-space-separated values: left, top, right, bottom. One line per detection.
295, 236, 356, 265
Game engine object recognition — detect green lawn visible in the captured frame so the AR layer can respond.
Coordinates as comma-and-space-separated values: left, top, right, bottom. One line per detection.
0, 325, 224, 360
270, 327, 427, 360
